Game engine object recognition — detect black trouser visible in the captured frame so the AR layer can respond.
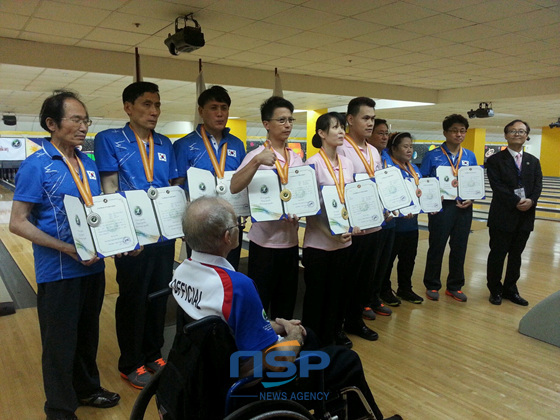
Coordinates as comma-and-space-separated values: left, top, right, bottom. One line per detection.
248, 241, 299, 320
38, 272, 105, 418
423, 201, 473, 291
371, 226, 396, 304
344, 232, 380, 330
385, 229, 419, 292
115, 241, 175, 374
302, 246, 350, 346
487, 225, 531, 296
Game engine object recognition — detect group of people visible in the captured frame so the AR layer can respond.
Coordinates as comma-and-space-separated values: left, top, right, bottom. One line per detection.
8, 81, 541, 420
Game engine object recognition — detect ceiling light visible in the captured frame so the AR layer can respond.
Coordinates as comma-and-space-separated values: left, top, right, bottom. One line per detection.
2, 115, 17, 126
549, 117, 560, 129
164, 14, 205, 55
468, 102, 494, 119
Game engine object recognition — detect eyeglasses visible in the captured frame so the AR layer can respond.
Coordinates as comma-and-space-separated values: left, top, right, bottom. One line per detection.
507, 130, 527, 136
375, 131, 390, 137
224, 220, 246, 233
447, 129, 467, 134
63, 117, 93, 126
269, 117, 296, 125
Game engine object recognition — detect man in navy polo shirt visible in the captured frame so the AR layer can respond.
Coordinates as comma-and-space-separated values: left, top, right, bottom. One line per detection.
173, 85, 246, 269
94, 82, 179, 389
420, 114, 478, 303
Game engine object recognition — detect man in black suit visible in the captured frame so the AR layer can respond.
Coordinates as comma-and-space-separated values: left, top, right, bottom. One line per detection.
486, 119, 542, 306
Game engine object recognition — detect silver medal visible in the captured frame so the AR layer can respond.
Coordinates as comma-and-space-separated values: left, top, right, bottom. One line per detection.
147, 186, 158, 200
216, 182, 226, 195
87, 212, 101, 227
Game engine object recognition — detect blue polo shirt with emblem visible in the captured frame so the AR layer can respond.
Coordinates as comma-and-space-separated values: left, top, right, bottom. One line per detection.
13, 140, 105, 283
173, 124, 246, 188
420, 142, 478, 194
94, 123, 178, 191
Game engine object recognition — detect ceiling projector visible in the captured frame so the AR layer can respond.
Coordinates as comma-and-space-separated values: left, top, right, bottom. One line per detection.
468, 102, 494, 118
164, 14, 205, 55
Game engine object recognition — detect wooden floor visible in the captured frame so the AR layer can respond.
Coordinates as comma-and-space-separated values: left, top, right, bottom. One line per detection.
1, 194, 560, 418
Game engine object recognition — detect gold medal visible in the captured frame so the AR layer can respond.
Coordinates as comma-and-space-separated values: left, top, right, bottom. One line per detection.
341, 207, 349, 220
280, 188, 292, 202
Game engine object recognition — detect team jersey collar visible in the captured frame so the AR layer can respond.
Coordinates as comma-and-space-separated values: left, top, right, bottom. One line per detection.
191, 250, 235, 271
122, 123, 163, 145
43, 138, 88, 162
196, 123, 231, 145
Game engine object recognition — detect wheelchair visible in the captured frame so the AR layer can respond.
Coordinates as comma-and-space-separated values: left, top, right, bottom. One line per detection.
130, 314, 379, 420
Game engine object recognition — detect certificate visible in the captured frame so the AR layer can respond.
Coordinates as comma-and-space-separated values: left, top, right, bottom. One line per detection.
436, 166, 457, 200
321, 185, 350, 235
375, 166, 413, 211
152, 186, 187, 240
124, 190, 162, 245
354, 173, 372, 182
248, 170, 284, 222
187, 167, 250, 216
64, 193, 140, 260
247, 167, 320, 222
345, 179, 384, 230
418, 177, 443, 213
399, 179, 422, 216
284, 166, 321, 217
458, 166, 485, 200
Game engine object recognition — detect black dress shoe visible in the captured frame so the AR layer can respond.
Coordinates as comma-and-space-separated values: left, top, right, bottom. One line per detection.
489, 293, 502, 305
345, 325, 379, 341
503, 293, 529, 306
79, 387, 120, 408
334, 330, 353, 348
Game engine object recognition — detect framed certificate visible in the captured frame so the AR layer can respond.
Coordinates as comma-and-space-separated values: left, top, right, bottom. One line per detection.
399, 179, 422, 216
345, 179, 384, 230
124, 190, 162, 245
152, 186, 188, 240
375, 166, 413, 211
187, 167, 250, 216
321, 185, 350, 235
247, 167, 320, 222
436, 166, 457, 200
418, 177, 442, 213
64, 193, 140, 260
458, 166, 485, 200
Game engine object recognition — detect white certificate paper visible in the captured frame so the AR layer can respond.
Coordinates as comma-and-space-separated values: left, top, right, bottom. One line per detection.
284, 166, 321, 217
222, 170, 250, 217
152, 186, 187, 240
345, 179, 384, 230
399, 179, 422, 216
64, 195, 97, 261
88, 193, 139, 257
375, 166, 413, 211
418, 177, 443, 213
248, 170, 284, 222
321, 185, 350, 235
436, 166, 458, 200
124, 190, 161, 246
458, 165, 485, 200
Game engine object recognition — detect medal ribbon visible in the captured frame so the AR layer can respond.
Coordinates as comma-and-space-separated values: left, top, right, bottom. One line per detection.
440, 146, 463, 177
131, 127, 154, 183
344, 134, 375, 177
200, 125, 227, 179
53, 144, 93, 207
394, 159, 420, 186
266, 140, 290, 185
318, 148, 345, 204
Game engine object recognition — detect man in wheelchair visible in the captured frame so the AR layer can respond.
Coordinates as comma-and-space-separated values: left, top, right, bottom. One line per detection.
166, 197, 402, 420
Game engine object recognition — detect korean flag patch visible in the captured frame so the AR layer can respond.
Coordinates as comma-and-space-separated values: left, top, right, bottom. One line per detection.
158, 152, 167, 162
227, 149, 237, 157
86, 170, 97, 180
461, 160, 469, 166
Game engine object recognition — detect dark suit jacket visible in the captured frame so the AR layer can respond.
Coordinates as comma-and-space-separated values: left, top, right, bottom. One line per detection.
486, 149, 542, 232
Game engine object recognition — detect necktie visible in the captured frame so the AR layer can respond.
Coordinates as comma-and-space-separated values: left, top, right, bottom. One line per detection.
515, 153, 522, 170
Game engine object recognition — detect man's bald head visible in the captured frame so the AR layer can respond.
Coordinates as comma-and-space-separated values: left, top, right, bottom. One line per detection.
183, 196, 237, 255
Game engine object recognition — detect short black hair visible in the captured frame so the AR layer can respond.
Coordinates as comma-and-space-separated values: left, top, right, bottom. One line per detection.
260, 96, 294, 121
347, 97, 376, 117
373, 118, 388, 129
504, 119, 530, 135
387, 132, 413, 155
40, 90, 86, 133
122, 81, 159, 104
198, 85, 231, 107
442, 114, 469, 131
311, 112, 346, 148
